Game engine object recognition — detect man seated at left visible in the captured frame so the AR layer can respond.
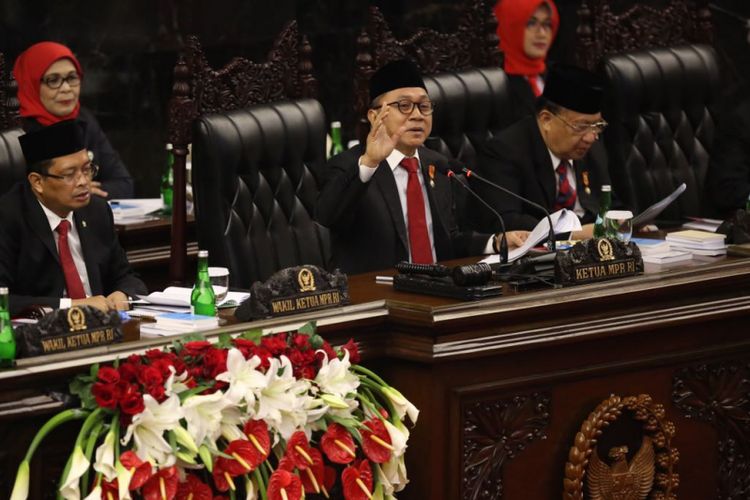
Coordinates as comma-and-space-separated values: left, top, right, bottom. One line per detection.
0, 120, 146, 315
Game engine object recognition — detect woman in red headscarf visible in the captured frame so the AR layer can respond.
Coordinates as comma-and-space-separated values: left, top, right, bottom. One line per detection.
14, 41, 133, 199
494, 0, 559, 124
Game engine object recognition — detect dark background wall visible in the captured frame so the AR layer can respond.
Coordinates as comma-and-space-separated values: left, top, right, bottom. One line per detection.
1, 0, 748, 197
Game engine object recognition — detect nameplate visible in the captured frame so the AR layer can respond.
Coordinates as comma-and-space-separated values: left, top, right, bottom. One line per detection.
235, 265, 350, 321
555, 238, 643, 286
15, 306, 123, 358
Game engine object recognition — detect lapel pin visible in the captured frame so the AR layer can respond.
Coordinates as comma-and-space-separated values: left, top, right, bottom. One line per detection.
581, 171, 591, 195
81, 220, 87, 228
428, 164, 436, 188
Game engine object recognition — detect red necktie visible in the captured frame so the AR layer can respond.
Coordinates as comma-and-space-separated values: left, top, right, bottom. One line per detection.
56, 220, 86, 300
553, 160, 577, 211
400, 157, 433, 264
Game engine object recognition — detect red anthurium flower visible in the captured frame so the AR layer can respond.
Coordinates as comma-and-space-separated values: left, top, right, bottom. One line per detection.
176, 474, 213, 500
100, 478, 119, 499
267, 469, 303, 500
243, 419, 271, 464
285, 431, 315, 470
321, 423, 357, 464
277, 454, 296, 472
212, 459, 237, 493
299, 448, 325, 495
324, 466, 337, 491
120, 450, 153, 489
360, 418, 394, 463
142, 466, 179, 500
342, 460, 374, 500
221, 440, 260, 475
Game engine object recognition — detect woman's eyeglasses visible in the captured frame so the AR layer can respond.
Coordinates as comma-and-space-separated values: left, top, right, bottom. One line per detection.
42, 73, 81, 90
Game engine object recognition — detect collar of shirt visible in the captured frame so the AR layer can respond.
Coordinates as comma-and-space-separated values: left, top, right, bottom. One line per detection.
387, 149, 422, 172
548, 148, 563, 172
37, 200, 74, 234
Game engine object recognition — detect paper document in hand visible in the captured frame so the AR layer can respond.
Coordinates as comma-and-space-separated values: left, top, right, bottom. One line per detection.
631, 183, 687, 227
481, 209, 582, 264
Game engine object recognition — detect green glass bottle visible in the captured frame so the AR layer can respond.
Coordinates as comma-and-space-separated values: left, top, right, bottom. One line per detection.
746, 194, 750, 212
191, 250, 216, 316
593, 184, 612, 238
160, 143, 174, 215
329, 121, 344, 158
0, 287, 16, 368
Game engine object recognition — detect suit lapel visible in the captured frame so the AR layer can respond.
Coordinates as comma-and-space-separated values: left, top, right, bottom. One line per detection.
574, 160, 596, 215
418, 148, 451, 241
530, 121, 556, 207
23, 184, 60, 265
372, 160, 409, 252
74, 208, 102, 295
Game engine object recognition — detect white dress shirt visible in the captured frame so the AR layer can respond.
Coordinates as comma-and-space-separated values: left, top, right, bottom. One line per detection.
38, 201, 93, 308
548, 149, 585, 218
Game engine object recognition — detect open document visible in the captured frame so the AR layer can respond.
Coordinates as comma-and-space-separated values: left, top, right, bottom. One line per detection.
135, 286, 250, 309
631, 183, 686, 228
109, 198, 164, 225
481, 208, 582, 264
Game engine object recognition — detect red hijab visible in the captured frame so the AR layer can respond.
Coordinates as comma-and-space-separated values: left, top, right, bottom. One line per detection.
13, 41, 83, 126
495, 0, 559, 96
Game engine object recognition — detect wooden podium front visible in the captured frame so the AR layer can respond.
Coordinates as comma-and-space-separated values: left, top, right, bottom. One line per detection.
2, 257, 750, 498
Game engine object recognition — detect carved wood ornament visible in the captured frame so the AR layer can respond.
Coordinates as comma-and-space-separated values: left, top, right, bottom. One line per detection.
576, 0, 714, 70
462, 393, 550, 499
166, 22, 316, 283
673, 362, 750, 499
563, 394, 679, 500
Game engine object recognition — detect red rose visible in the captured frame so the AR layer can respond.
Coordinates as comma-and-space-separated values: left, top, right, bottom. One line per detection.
291, 333, 311, 350
253, 347, 272, 371
120, 393, 145, 416
92, 382, 117, 410
147, 384, 166, 402
145, 348, 167, 360
138, 365, 164, 387
261, 334, 288, 356
203, 348, 228, 378
182, 340, 212, 356
127, 354, 142, 365
316, 342, 337, 365
97, 366, 120, 384
299, 365, 317, 380
151, 358, 176, 379
341, 339, 360, 364
118, 362, 139, 383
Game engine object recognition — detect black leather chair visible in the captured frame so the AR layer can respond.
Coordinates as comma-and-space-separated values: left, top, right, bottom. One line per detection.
601, 44, 720, 220
424, 67, 514, 169
0, 128, 27, 195
191, 98, 331, 287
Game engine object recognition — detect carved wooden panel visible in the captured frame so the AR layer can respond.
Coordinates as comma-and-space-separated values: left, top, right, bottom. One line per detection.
576, 0, 714, 70
461, 392, 550, 499
673, 362, 750, 499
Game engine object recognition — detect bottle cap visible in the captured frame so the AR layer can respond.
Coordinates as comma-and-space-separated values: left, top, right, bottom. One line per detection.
601, 184, 611, 192
331, 121, 341, 128
198, 250, 209, 258
0, 287, 7, 294
166, 143, 173, 150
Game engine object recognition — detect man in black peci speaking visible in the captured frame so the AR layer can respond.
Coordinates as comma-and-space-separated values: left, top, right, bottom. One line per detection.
0, 120, 146, 315
316, 59, 528, 274
475, 64, 617, 238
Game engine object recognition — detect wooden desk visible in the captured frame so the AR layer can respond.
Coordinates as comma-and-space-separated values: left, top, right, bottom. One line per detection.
2, 256, 750, 498
115, 215, 198, 289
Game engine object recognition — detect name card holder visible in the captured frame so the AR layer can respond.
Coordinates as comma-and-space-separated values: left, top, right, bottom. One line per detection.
555, 238, 644, 286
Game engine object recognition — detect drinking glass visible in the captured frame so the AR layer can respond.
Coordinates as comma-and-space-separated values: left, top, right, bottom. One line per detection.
208, 267, 229, 303
603, 210, 634, 243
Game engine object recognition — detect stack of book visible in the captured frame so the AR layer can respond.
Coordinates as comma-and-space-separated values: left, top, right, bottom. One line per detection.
665, 230, 727, 257
141, 312, 220, 338
631, 238, 692, 264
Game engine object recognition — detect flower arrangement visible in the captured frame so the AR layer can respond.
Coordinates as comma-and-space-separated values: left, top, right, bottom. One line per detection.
10, 322, 418, 499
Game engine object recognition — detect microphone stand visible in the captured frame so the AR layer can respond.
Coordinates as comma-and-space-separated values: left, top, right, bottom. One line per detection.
462, 168, 557, 252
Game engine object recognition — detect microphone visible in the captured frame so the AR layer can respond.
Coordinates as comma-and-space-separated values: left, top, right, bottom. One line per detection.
451, 160, 556, 252
433, 160, 509, 263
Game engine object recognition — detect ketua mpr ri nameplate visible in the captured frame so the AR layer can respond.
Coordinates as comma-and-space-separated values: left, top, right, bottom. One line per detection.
555, 238, 644, 286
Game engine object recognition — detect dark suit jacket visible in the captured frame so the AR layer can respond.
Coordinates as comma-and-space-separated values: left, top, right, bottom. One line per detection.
23, 107, 134, 199
0, 182, 147, 314
316, 145, 490, 274
505, 74, 538, 127
474, 115, 613, 232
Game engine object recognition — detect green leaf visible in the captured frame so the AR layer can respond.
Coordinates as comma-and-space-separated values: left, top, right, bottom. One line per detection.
216, 332, 233, 349
89, 363, 100, 378
69, 373, 97, 410
178, 384, 214, 402
239, 329, 263, 344
327, 414, 359, 430
297, 321, 317, 337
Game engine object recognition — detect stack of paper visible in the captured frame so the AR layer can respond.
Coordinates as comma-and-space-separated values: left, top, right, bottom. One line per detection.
682, 217, 723, 233
110, 198, 164, 225
141, 312, 219, 338
631, 237, 693, 264
665, 230, 727, 256
481, 209, 582, 264
135, 286, 250, 311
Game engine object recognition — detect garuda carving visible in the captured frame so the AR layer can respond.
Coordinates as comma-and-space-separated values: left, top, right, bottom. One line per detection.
588, 437, 655, 500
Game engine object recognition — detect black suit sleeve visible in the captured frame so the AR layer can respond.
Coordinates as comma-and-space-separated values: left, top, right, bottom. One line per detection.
315, 148, 372, 231
99, 204, 147, 297
80, 109, 135, 199
705, 98, 750, 213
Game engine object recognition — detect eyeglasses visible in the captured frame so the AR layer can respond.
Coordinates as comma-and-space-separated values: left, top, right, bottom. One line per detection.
41, 164, 99, 184
551, 112, 608, 135
41, 73, 81, 90
526, 18, 553, 32
378, 100, 435, 116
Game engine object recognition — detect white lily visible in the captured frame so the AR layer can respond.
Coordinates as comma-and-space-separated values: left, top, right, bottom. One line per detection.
383, 419, 409, 457
164, 367, 190, 396
220, 404, 245, 442
244, 475, 258, 500
121, 394, 183, 466
9, 460, 29, 500
255, 355, 312, 440
93, 428, 117, 481
59, 446, 90, 500
82, 485, 102, 500
216, 349, 266, 406
315, 349, 360, 398
381, 454, 409, 493
183, 391, 234, 448
115, 459, 135, 500
381, 386, 419, 424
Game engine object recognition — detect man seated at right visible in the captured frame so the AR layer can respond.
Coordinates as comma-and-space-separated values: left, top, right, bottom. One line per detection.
475, 64, 615, 238
0, 120, 146, 315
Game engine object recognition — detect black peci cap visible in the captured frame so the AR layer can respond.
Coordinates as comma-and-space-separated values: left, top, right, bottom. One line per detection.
542, 64, 604, 115
369, 59, 427, 103
19, 120, 87, 168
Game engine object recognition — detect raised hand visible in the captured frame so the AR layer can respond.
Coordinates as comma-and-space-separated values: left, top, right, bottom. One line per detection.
361, 104, 407, 168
